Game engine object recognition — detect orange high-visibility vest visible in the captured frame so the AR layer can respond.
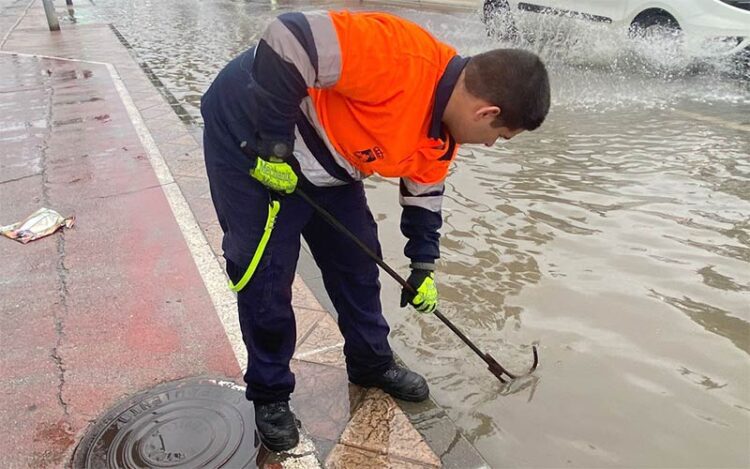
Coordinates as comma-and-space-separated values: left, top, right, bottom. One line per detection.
308, 11, 458, 184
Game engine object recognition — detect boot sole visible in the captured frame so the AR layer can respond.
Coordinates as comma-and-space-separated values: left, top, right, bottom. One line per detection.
350, 382, 429, 402
255, 418, 301, 452
256, 430, 300, 452
387, 387, 429, 402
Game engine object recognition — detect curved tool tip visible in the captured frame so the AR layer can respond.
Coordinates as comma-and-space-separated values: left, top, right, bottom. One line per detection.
530, 345, 539, 371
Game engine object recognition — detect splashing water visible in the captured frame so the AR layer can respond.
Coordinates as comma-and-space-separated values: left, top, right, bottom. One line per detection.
416, 8, 749, 111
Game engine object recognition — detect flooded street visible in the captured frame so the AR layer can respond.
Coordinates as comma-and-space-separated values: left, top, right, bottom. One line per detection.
77, 0, 749, 466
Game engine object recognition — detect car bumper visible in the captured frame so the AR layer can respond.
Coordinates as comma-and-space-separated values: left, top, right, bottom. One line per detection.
678, 3, 750, 54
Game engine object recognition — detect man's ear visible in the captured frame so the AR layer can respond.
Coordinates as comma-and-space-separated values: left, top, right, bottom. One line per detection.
476, 105, 501, 121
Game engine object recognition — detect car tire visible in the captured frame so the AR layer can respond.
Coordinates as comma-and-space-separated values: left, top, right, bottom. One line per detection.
628, 11, 685, 71
482, 0, 518, 40
628, 11, 681, 41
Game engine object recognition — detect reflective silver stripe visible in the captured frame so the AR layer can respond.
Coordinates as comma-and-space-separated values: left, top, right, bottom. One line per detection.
261, 13, 341, 89
262, 19, 317, 87
306, 11, 341, 87
400, 178, 444, 212
292, 127, 348, 187
402, 178, 444, 196
410, 262, 436, 271
400, 194, 443, 212
299, 97, 365, 181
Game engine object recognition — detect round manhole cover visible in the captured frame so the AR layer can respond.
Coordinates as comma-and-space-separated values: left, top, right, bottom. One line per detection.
73, 378, 260, 468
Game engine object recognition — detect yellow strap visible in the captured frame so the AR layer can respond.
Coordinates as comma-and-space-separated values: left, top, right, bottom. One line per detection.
228, 200, 281, 292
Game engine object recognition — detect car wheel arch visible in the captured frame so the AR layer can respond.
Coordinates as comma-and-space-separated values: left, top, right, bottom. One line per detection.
629, 7, 682, 34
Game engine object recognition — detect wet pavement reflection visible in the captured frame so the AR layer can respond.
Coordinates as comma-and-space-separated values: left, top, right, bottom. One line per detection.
77, 0, 750, 466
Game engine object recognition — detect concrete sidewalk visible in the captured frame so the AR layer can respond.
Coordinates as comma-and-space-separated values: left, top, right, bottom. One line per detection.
1, 2, 486, 468
0, 48, 245, 467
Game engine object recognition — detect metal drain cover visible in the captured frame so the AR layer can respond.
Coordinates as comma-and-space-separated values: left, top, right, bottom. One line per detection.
73, 378, 260, 468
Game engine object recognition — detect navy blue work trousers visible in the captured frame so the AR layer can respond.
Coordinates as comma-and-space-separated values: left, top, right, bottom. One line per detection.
201, 50, 394, 403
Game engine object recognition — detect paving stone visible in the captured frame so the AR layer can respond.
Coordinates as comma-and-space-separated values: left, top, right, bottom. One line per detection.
174, 173, 210, 198
292, 274, 326, 310
294, 306, 326, 347
166, 132, 199, 148
156, 141, 201, 159
308, 436, 337, 465
169, 155, 208, 178
183, 190, 217, 225
290, 360, 364, 443
145, 116, 183, 133
201, 220, 225, 259
140, 104, 179, 123
293, 314, 345, 368
326, 444, 437, 469
149, 121, 189, 143
338, 389, 441, 467
419, 417, 490, 468
134, 94, 163, 111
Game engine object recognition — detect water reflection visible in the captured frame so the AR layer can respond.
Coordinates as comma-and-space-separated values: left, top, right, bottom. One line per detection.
697, 265, 749, 293
651, 290, 750, 355
678, 367, 728, 392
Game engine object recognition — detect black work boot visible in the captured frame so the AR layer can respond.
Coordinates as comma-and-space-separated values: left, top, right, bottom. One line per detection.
350, 363, 429, 402
254, 401, 299, 452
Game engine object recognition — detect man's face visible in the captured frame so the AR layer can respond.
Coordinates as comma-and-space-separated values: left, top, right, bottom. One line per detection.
479, 125, 524, 147
450, 105, 524, 146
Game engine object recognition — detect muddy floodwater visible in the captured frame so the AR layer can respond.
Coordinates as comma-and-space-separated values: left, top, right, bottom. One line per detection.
77, 0, 750, 466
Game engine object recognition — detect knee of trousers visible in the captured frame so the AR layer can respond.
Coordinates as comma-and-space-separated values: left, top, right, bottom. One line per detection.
231, 257, 297, 355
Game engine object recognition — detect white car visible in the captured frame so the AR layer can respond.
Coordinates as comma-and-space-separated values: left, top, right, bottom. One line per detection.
482, 0, 750, 64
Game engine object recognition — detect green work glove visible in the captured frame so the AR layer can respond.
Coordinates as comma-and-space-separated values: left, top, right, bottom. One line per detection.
250, 158, 298, 194
400, 269, 438, 314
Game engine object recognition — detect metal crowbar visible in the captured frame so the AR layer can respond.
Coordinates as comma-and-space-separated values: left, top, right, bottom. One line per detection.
295, 187, 539, 383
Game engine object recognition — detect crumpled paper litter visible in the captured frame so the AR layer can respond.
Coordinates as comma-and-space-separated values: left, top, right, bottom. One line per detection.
1, 208, 75, 244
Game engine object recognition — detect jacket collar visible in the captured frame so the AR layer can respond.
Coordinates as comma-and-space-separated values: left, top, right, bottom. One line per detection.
429, 55, 470, 140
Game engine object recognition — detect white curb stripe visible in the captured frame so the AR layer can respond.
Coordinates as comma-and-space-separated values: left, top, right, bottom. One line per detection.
0, 0, 35, 50
106, 63, 249, 371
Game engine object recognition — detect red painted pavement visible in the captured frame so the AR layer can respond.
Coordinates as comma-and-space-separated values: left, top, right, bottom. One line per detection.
0, 54, 240, 467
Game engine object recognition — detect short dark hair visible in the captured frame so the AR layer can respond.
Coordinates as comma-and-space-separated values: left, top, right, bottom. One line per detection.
464, 49, 550, 131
